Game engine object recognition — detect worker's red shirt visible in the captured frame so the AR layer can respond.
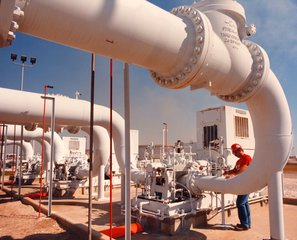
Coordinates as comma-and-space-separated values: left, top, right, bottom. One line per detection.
232, 154, 252, 174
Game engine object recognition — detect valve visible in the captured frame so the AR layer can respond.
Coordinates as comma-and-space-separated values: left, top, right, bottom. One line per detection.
246, 24, 256, 36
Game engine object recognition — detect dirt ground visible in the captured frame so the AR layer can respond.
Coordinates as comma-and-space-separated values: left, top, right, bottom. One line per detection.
0, 190, 76, 240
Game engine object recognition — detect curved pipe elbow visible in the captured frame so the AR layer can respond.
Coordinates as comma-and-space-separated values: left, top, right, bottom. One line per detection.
44, 131, 65, 165
149, 2, 292, 195
189, 68, 292, 195
6, 140, 33, 160
95, 110, 145, 182
82, 126, 110, 177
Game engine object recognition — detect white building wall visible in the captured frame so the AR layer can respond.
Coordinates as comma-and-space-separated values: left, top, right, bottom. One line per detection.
196, 105, 255, 166
62, 136, 86, 156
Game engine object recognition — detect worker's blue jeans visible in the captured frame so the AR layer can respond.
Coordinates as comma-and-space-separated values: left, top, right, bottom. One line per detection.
236, 194, 251, 228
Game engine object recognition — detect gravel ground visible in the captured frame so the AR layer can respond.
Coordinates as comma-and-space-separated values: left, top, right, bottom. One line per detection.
0, 190, 76, 240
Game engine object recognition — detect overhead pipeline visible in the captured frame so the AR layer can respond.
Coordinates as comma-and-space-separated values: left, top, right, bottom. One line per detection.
4, 124, 65, 165
0, 89, 145, 182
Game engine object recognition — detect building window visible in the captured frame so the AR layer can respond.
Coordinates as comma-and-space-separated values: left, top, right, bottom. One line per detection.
235, 116, 249, 138
203, 125, 218, 148
69, 140, 80, 151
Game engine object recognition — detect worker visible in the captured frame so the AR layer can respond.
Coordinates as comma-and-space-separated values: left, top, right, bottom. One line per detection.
223, 143, 252, 231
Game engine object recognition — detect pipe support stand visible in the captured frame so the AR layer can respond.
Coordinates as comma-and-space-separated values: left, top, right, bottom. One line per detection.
268, 171, 285, 240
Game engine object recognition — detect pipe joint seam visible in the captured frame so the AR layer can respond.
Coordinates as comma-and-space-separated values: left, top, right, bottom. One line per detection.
67, 126, 81, 134
0, 0, 18, 46
24, 123, 38, 131
150, 5, 209, 89
219, 40, 269, 102
186, 171, 202, 195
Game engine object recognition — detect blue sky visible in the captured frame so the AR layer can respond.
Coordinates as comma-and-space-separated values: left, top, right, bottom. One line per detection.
0, 0, 296, 154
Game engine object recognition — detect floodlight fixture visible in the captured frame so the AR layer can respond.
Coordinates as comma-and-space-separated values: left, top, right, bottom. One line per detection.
30, 57, 36, 65
10, 53, 17, 61
10, 53, 37, 91
20, 55, 27, 63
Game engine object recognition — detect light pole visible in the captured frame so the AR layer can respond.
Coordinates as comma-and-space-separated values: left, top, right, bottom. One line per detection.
75, 91, 82, 99
162, 123, 168, 157
10, 53, 36, 197
10, 53, 37, 91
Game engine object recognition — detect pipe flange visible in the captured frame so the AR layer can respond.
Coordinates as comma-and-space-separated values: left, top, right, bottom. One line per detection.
24, 123, 38, 131
187, 171, 202, 195
218, 40, 269, 102
150, 6, 207, 89
0, 0, 23, 47
67, 126, 81, 134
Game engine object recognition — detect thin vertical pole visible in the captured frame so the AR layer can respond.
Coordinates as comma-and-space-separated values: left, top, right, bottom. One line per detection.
11, 125, 16, 197
124, 62, 131, 240
221, 193, 225, 225
1, 126, 8, 189
17, 61, 25, 197
268, 171, 285, 240
18, 125, 24, 198
88, 53, 95, 240
109, 58, 113, 240
20, 63, 24, 91
1, 125, 5, 189
48, 98, 55, 217
39, 85, 47, 217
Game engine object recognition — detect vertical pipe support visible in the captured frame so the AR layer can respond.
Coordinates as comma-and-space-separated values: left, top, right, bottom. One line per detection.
48, 97, 55, 217
162, 123, 168, 158
124, 62, 131, 240
97, 164, 105, 200
268, 171, 285, 240
88, 53, 95, 240
221, 193, 226, 225
20, 63, 25, 91
109, 58, 114, 238
17, 125, 23, 198
121, 172, 125, 206
1, 125, 8, 189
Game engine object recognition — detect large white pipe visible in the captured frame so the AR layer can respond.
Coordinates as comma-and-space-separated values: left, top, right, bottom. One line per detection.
0, 0, 291, 194
166, 2, 292, 195
187, 69, 292, 193
4, 125, 65, 165
0, 89, 145, 182
82, 126, 110, 174
82, 126, 110, 199
6, 0, 191, 75
3, 0, 290, 190
6, 140, 33, 161
2, 125, 51, 164
0, 1, 292, 238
